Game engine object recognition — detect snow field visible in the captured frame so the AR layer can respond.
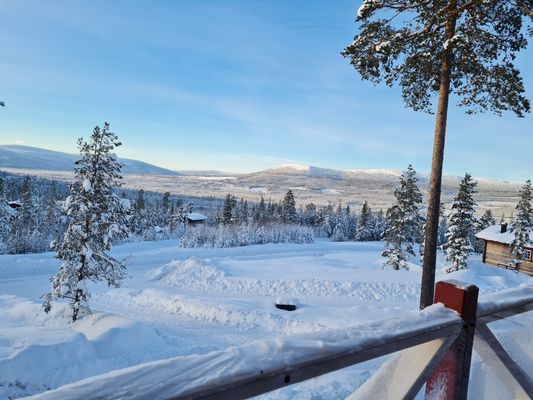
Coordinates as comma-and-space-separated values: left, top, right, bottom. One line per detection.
0, 239, 531, 399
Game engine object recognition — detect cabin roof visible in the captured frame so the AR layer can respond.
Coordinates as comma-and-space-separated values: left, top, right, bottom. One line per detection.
186, 212, 207, 221
475, 224, 532, 246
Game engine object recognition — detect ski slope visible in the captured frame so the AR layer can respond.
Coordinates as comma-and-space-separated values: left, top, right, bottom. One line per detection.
0, 240, 531, 399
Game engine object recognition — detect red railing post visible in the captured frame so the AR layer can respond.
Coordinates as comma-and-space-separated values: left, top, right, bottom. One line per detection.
425, 280, 479, 400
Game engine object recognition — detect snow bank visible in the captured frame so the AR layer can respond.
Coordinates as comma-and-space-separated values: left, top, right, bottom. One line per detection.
26, 305, 460, 400
147, 258, 420, 302
0, 296, 176, 399
94, 288, 320, 335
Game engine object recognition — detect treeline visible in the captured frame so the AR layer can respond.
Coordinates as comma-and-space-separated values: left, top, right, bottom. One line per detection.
179, 190, 387, 248
0, 175, 199, 254
2, 168, 529, 265
212, 191, 386, 240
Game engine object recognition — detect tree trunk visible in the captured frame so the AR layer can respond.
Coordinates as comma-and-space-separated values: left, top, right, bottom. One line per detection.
420, 1, 458, 309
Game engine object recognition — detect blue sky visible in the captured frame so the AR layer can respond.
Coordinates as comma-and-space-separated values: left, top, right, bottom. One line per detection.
0, 0, 531, 182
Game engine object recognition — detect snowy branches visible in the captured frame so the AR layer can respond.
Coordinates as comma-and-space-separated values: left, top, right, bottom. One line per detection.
180, 223, 314, 248
510, 180, 533, 268
344, 0, 531, 116
443, 173, 478, 272
382, 165, 423, 270
43, 123, 128, 322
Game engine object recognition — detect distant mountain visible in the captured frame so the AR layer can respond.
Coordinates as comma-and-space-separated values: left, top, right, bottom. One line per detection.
176, 170, 231, 177
0, 154, 522, 216
0, 145, 180, 176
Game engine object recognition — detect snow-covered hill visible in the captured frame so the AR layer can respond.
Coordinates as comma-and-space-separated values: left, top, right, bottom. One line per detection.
0, 145, 180, 176
0, 148, 522, 215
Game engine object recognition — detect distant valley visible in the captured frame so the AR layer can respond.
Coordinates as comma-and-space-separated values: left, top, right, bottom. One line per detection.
0, 146, 523, 216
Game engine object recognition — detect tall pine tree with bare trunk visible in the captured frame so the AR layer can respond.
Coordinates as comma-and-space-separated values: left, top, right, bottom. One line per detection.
343, 0, 531, 308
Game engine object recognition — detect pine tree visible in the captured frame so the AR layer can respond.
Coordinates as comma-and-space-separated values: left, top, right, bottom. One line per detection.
43, 181, 62, 248
0, 177, 11, 251
343, 0, 531, 308
473, 209, 496, 253
42, 123, 128, 322
222, 194, 237, 225
443, 173, 478, 272
332, 203, 348, 241
162, 192, 170, 213
355, 201, 373, 241
7, 176, 37, 254
372, 209, 385, 241
479, 209, 496, 229
253, 195, 267, 224
382, 165, 423, 270
510, 180, 532, 268
281, 190, 297, 223
437, 203, 448, 246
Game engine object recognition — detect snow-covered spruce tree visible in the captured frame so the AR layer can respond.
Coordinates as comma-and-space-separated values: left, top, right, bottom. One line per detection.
355, 201, 373, 241
382, 165, 423, 270
344, 0, 531, 308
42, 123, 128, 322
474, 209, 496, 253
221, 194, 237, 225
253, 195, 267, 224
281, 190, 297, 223
510, 180, 532, 268
437, 203, 448, 246
0, 177, 11, 252
332, 203, 349, 241
7, 176, 38, 254
479, 209, 496, 229
371, 209, 385, 240
443, 173, 478, 272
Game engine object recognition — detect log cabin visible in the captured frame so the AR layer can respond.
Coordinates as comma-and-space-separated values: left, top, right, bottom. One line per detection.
186, 212, 207, 226
475, 223, 533, 276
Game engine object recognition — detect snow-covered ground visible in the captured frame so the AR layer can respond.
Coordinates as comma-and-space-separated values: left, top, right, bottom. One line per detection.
0, 240, 531, 399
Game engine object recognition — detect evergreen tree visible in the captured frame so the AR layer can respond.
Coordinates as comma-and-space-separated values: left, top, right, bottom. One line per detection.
253, 195, 267, 224
43, 123, 128, 322
321, 203, 336, 238
437, 203, 448, 246
479, 209, 496, 229
43, 181, 62, 248
332, 203, 348, 241
343, 0, 531, 308
162, 192, 170, 213
135, 189, 145, 210
443, 173, 478, 272
371, 209, 385, 241
0, 177, 11, 251
355, 201, 373, 241
473, 209, 496, 252
7, 176, 37, 254
302, 202, 321, 227
510, 180, 532, 268
382, 165, 423, 270
222, 194, 237, 225
281, 190, 297, 223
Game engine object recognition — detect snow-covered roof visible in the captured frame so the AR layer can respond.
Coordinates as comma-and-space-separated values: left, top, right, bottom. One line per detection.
475, 224, 532, 246
186, 212, 207, 221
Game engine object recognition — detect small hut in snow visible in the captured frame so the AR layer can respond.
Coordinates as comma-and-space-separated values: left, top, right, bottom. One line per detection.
186, 212, 207, 226
475, 223, 533, 276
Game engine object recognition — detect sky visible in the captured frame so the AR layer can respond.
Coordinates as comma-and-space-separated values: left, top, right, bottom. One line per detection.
0, 0, 531, 182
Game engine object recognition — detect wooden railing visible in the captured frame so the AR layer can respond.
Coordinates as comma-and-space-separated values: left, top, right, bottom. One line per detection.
30, 281, 533, 400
